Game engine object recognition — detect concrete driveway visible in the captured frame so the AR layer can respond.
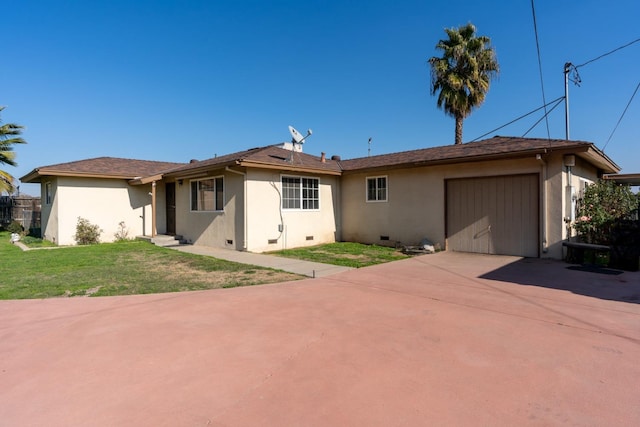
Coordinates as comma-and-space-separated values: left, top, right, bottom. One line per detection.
1, 252, 638, 426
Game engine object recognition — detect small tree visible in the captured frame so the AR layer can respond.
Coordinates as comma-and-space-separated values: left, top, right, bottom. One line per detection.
73, 217, 102, 245
573, 179, 637, 244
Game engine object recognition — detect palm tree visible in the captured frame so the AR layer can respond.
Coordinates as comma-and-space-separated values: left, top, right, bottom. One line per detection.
429, 23, 499, 145
0, 106, 27, 194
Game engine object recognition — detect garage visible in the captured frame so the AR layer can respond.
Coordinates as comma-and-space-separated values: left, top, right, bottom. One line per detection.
446, 174, 539, 257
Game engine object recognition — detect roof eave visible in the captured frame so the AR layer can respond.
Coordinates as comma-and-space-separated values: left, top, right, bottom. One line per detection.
577, 147, 620, 174
19, 169, 41, 183
237, 160, 342, 176
129, 174, 164, 185
20, 169, 136, 182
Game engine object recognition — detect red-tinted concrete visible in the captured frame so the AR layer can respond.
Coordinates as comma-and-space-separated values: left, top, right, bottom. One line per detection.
1, 252, 638, 426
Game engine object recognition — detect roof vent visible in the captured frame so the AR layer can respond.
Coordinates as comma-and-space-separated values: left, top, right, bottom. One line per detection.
189, 159, 198, 163
331, 155, 341, 161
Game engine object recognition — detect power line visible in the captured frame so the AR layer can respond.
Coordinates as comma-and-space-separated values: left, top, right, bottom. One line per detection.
530, 0, 551, 138
470, 96, 564, 142
522, 97, 565, 137
575, 37, 640, 69
602, 80, 640, 151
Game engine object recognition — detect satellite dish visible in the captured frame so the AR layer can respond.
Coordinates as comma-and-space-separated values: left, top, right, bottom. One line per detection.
289, 125, 313, 144
289, 126, 304, 144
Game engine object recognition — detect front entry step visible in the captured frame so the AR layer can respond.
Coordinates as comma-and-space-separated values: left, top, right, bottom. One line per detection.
150, 235, 186, 247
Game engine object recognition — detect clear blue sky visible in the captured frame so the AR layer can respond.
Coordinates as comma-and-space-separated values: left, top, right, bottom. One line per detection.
4, 0, 639, 196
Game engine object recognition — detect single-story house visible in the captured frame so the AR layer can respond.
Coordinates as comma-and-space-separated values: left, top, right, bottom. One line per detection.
21, 136, 620, 260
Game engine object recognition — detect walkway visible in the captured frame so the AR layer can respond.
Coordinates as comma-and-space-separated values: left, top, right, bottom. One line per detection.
169, 244, 354, 277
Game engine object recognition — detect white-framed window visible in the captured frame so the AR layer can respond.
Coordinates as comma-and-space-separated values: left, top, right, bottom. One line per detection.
282, 176, 319, 210
45, 182, 52, 205
190, 177, 224, 211
366, 176, 387, 202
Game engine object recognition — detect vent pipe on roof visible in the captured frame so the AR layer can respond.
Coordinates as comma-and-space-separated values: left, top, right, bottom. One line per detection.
331, 155, 341, 161
321, 152, 326, 163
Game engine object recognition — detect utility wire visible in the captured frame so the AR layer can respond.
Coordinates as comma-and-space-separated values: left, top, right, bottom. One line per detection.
470, 96, 564, 142
522, 97, 565, 137
530, 0, 551, 138
575, 37, 640, 69
602, 80, 640, 151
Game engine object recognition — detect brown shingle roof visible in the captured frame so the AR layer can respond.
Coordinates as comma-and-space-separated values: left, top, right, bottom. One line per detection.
164, 145, 342, 176
20, 157, 185, 183
20, 136, 620, 184
339, 136, 619, 173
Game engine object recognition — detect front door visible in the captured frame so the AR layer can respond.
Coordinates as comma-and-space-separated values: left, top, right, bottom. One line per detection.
166, 182, 176, 235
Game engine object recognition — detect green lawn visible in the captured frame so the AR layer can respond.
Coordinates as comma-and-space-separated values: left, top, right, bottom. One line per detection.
0, 232, 301, 299
269, 242, 409, 268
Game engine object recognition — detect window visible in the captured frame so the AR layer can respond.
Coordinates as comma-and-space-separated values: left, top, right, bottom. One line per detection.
45, 182, 52, 205
367, 176, 387, 202
282, 176, 319, 210
191, 177, 224, 211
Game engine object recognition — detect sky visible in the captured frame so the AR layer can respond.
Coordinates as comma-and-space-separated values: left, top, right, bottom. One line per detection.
3, 0, 639, 196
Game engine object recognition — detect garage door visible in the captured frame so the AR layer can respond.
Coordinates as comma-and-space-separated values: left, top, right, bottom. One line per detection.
446, 174, 539, 257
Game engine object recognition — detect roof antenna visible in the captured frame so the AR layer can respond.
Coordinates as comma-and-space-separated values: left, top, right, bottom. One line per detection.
368, 137, 372, 157
287, 125, 313, 162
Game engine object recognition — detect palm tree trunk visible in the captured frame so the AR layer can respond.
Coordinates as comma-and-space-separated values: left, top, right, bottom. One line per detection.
455, 115, 463, 144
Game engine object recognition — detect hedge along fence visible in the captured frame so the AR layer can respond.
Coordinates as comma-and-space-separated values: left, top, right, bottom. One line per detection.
573, 179, 639, 270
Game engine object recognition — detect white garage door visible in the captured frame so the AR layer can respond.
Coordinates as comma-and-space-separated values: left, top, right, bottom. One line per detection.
446, 174, 539, 257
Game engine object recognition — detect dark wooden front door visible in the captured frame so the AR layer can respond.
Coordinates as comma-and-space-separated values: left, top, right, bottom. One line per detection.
166, 182, 176, 235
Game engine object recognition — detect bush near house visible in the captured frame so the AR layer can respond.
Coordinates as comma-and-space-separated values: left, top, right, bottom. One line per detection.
573, 180, 639, 270
73, 217, 102, 245
6, 220, 24, 235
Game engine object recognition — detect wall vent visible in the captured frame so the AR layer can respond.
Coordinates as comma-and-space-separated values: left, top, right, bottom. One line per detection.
226, 239, 233, 245
306, 236, 314, 241
380, 235, 390, 241
268, 239, 278, 244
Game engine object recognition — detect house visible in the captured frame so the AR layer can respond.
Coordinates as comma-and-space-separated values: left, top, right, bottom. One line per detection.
20, 157, 185, 245
20, 136, 620, 260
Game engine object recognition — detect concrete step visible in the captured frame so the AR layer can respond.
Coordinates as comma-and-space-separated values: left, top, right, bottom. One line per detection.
150, 235, 186, 247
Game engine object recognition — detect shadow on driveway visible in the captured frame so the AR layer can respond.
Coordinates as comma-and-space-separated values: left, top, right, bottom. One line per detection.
479, 257, 640, 304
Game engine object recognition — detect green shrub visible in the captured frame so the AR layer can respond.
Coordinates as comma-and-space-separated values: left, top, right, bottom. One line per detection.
73, 217, 102, 245
7, 220, 24, 234
573, 179, 637, 244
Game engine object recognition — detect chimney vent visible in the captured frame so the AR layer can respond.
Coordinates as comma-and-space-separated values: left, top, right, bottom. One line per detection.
320, 152, 326, 163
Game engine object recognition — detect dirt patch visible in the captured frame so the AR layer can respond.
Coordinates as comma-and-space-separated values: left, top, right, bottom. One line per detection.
127, 252, 300, 288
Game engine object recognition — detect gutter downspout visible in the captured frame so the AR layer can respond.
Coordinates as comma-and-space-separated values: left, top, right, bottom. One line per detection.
225, 167, 247, 251
536, 154, 548, 254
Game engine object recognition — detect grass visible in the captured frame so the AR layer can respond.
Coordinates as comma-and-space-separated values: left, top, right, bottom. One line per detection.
269, 242, 409, 268
19, 235, 57, 248
0, 231, 301, 299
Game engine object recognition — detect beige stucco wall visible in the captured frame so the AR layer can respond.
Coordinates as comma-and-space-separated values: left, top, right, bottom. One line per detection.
40, 178, 58, 244
559, 155, 600, 237
44, 177, 157, 245
245, 169, 339, 252
341, 154, 596, 260
174, 171, 243, 250
173, 167, 339, 253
